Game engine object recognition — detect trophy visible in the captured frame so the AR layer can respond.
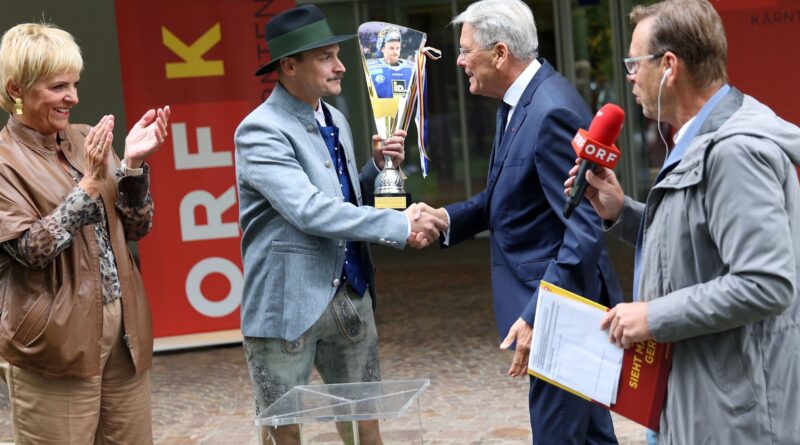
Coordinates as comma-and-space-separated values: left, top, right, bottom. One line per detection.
358, 22, 431, 210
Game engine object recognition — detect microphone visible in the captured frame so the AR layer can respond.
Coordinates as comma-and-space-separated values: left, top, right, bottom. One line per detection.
563, 104, 625, 219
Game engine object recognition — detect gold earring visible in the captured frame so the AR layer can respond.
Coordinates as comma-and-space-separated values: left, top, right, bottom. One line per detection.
14, 98, 22, 115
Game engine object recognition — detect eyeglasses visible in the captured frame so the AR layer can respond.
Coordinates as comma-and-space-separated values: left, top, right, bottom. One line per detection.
458, 43, 496, 57
623, 53, 664, 75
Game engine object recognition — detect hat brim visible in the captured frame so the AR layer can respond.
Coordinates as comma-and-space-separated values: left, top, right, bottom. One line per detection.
255, 34, 355, 76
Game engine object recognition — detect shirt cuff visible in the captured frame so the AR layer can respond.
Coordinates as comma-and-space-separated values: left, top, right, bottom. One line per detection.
443, 209, 452, 246
117, 163, 151, 207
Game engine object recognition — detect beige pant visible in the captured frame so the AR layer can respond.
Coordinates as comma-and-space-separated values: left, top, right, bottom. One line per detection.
0, 299, 152, 445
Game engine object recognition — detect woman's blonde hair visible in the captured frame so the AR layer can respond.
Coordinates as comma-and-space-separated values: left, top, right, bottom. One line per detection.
0, 23, 83, 114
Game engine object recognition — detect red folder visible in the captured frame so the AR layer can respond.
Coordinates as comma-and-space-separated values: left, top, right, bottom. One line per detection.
528, 281, 673, 431
608, 339, 672, 431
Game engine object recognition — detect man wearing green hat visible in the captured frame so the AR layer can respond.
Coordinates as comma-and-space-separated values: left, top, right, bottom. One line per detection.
234, 4, 447, 444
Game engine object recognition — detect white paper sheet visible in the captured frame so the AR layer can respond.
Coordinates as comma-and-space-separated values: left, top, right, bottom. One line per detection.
528, 282, 624, 406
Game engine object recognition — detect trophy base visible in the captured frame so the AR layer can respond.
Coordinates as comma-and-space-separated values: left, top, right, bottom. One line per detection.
373, 193, 411, 210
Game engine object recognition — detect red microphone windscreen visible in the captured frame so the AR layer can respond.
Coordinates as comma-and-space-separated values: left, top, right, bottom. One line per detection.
587, 104, 625, 147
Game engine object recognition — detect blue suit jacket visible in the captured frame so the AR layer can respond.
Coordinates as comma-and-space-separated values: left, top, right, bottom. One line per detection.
445, 60, 622, 339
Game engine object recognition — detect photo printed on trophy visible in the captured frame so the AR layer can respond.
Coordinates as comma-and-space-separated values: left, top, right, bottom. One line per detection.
358, 22, 426, 142
358, 22, 433, 210
360, 23, 424, 100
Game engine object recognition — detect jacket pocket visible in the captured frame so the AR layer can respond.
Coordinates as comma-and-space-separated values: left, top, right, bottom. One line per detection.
505, 157, 526, 168
10, 292, 53, 347
517, 256, 553, 284
271, 240, 320, 256
702, 334, 758, 414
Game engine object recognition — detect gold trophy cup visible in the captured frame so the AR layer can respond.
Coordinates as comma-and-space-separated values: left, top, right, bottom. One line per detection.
358, 22, 427, 209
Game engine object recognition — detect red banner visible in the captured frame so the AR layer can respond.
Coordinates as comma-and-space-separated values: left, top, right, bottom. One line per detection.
712, 0, 800, 125
115, 0, 293, 346
712, 0, 778, 11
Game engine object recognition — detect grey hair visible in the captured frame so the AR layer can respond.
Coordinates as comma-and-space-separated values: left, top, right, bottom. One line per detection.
452, 0, 538, 61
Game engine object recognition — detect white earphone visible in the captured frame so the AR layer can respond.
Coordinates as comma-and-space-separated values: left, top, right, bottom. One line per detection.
660, 67, 672, 86
656, 66, 673, 160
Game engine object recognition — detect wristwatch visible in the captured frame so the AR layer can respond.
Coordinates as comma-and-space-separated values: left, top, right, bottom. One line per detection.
121, 159, 144, 177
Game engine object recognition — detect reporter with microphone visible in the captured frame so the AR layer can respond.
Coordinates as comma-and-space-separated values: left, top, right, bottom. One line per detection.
565, 1, 800, 443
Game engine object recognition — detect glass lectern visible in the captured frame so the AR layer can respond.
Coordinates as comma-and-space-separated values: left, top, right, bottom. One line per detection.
255, 379, 430, 445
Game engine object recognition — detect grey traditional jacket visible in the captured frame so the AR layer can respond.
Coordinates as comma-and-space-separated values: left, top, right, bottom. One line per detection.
610, 88, 800, 444
234, 83, 408, 341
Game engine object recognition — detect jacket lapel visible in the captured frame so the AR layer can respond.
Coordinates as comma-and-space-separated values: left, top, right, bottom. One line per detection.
268, 84, 342, 196
485, 61, 553, 202
328, 105, 363, 204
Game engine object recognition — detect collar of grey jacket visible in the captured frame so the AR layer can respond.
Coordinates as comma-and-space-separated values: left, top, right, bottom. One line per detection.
270, 82, 329, 126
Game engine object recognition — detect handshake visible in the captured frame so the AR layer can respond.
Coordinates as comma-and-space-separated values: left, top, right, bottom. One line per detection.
403, 203, 449, 249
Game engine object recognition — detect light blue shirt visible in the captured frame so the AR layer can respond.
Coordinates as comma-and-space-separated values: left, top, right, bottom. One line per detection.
502, 59, 542, 128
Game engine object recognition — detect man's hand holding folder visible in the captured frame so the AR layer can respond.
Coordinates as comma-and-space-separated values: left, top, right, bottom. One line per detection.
528, 281, 672, 431
601, 302, 653, 349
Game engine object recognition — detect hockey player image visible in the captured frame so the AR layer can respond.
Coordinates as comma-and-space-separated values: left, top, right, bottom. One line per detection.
368, 25, 414, 99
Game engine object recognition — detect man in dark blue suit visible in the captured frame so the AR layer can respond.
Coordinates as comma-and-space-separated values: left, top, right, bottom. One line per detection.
424, 0, 623, 442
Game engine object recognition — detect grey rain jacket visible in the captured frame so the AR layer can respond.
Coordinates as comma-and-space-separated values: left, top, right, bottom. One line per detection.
609, 88, 800, 444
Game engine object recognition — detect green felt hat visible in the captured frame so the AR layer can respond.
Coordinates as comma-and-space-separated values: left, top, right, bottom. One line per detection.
255, 5, 354, 75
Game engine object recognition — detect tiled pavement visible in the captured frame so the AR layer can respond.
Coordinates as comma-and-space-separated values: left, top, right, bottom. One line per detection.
0, 237, 644, 444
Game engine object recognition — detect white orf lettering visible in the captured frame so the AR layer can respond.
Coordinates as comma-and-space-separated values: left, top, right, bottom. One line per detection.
583, 143, 597, 156
179, 186, 239, 241
596, 148, 608, 162
573, 132, 587, 148
172, 122, 233, 170
606, 152, 619, 164
185, 257, 242, 318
